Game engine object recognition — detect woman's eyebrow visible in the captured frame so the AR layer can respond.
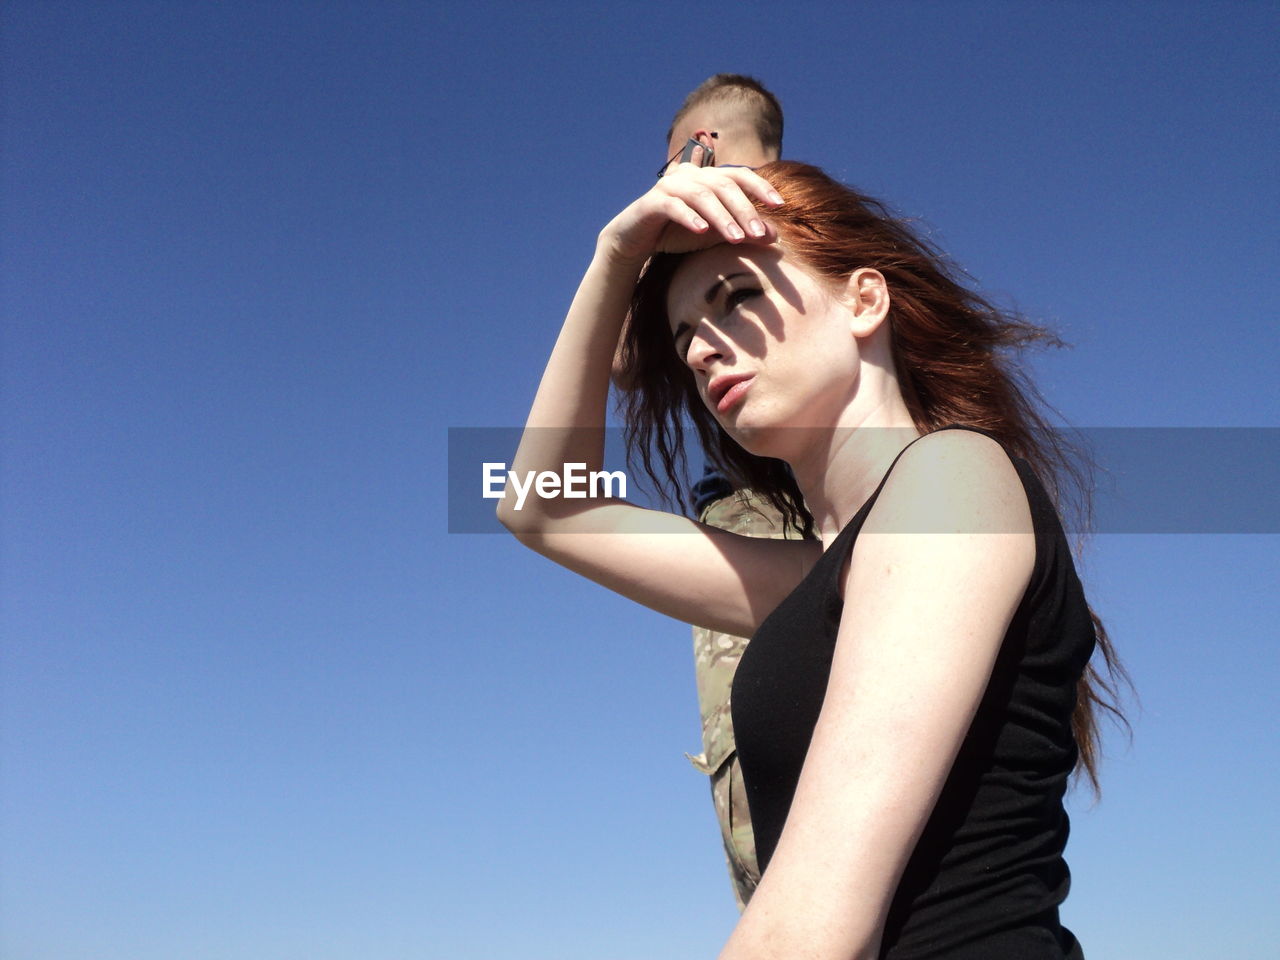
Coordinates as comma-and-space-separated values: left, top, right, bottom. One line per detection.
704, 272, 753, 305
672, 271, 756, 339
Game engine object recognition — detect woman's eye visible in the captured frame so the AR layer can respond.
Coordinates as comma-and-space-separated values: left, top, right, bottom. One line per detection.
726, 288, 761, 310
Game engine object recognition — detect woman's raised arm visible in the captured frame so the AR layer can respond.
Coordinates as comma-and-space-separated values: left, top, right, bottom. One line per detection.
496, 167, 817, 636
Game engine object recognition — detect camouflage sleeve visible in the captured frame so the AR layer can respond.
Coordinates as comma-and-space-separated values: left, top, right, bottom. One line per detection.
685, 491, 799, 909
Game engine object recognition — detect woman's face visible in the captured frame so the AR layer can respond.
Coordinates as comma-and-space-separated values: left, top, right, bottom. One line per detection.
665, 243, 864, 458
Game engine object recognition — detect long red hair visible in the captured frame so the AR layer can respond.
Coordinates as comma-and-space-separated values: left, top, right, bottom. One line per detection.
618, 161, 1129, 790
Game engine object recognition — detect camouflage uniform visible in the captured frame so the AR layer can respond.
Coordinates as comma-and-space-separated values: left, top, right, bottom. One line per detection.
686, 489, 798, 910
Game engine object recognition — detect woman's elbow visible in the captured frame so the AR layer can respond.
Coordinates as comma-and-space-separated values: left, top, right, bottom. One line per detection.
497, 497, 572, 559
495, 496, 543, 542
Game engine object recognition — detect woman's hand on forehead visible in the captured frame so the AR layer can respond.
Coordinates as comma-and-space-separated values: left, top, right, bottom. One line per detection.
599, 165, 785, 267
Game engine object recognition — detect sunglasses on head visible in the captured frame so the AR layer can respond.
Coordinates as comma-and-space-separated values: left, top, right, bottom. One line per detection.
657, 133, 718, 179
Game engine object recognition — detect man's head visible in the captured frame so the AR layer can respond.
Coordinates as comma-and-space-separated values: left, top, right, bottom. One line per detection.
662, 74, 783, 174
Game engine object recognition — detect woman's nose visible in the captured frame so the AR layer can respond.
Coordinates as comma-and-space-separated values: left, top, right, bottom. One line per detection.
685, 327, 725, 372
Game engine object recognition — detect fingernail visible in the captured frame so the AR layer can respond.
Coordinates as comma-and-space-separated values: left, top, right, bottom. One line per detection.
748, 219, 765, 237
693, 216, 708, 231
768, 190, 784, 204
727, 223, 745, 240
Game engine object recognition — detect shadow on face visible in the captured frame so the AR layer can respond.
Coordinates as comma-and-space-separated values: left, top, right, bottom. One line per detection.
665, 243, 812, 365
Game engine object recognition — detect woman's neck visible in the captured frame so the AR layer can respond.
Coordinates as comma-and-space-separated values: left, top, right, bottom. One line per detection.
789, 396, 920, 547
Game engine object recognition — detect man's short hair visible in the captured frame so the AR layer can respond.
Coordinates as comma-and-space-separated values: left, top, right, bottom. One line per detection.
667, 74, 784, 158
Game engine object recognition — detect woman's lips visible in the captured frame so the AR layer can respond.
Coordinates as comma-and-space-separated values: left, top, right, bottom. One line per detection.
710, 374, 754, 414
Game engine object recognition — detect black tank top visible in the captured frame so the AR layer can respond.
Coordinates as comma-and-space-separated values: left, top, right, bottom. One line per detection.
732, 429, 1094, 959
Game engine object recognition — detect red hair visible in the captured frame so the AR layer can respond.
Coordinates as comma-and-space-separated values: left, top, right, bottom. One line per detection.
618, 161, 1129, 790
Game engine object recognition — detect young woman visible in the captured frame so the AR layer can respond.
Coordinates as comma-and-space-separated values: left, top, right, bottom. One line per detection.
498, 161, 1119, 959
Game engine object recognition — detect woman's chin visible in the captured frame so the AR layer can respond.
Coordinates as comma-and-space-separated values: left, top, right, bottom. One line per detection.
724, 420, 786, 460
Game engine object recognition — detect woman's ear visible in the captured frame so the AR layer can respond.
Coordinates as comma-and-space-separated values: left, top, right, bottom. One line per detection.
841, 268, 891, 338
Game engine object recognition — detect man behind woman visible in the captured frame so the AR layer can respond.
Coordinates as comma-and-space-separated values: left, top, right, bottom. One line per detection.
655, 74, 791, 910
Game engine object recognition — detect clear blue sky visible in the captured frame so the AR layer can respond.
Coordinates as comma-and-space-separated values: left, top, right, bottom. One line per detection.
3, 3, 1276, 958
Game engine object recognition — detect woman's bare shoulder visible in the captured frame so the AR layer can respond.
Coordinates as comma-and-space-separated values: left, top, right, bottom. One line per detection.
865, 429, 1032, 537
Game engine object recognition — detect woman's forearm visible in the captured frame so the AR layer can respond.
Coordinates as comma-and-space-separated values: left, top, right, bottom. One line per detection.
497, 166, 782, 535
496, 241, 644, 531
